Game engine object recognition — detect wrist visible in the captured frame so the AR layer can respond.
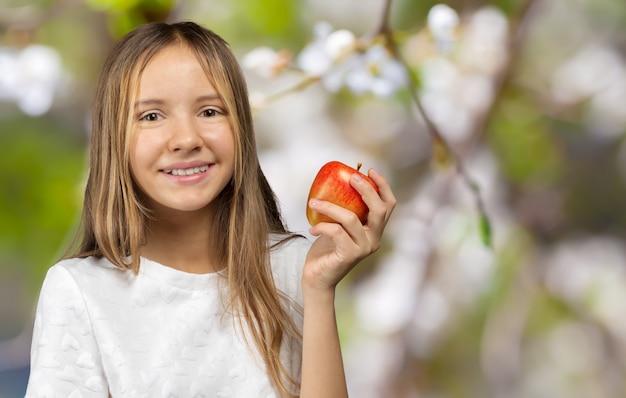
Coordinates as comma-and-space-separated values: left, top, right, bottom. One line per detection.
302, 283, 336, 307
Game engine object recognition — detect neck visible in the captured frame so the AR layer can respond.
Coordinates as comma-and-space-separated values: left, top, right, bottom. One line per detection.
141, 209, 217, 274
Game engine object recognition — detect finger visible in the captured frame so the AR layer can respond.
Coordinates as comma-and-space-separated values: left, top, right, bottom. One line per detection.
349, 177, 385, 233
308, 202, 371, 253
308, 199, 368, 241
367, 168, 397, 208
349, 172, 379, 204
349, 170, 396, 230
308, 220, 372, 265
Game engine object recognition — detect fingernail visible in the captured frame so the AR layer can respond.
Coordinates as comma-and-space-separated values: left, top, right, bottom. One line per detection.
309, 199, 320, 207
352, 173, 363, 183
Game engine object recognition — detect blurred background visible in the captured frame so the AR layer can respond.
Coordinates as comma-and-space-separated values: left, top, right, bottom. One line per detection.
1, 0, 626, 397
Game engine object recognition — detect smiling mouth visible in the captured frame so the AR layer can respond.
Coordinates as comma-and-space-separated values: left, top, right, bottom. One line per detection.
163, 165, 210, 176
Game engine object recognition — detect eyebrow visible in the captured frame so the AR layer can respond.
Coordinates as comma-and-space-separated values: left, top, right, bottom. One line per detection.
195, 94, 222, 103
134, 99, 164, 110
134, 94, 223, 110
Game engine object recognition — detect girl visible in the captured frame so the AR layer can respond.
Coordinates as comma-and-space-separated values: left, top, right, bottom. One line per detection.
26, 21, 396, 398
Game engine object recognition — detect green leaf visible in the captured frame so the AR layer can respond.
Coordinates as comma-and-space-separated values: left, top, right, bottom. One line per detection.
479, 212, 493, 248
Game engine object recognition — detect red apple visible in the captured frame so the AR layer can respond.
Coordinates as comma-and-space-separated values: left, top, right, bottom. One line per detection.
306, 161, 379, 226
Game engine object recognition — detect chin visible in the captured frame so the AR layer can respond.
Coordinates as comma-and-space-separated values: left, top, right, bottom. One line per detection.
145, 197, 216, 216
173, 201, 215, 213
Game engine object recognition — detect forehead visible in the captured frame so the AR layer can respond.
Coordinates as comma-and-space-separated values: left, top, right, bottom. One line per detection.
141, 44, 204, 81
135, 44, 226, 103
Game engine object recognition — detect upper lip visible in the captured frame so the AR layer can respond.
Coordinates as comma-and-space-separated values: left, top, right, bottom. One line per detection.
160, 161, 212, 171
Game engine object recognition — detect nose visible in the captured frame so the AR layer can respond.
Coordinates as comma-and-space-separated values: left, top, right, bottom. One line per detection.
168, 117, 203, 153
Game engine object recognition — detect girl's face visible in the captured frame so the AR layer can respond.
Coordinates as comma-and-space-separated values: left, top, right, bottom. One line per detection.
130, 44, 235, 216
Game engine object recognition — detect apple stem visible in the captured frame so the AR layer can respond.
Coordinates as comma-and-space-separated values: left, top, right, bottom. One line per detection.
357, 162, 362, 172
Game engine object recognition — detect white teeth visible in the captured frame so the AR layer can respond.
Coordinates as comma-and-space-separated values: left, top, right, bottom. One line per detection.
166, 165, 209, 176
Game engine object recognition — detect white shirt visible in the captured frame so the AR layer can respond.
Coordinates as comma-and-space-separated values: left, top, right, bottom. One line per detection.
25, 236, 310, 398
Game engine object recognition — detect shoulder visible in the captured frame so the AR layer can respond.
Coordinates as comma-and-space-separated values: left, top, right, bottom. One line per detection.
47, 256, 112, 274
32, 258, 110, 331
48, 255, 121, 277
40, 257, 95, 290
40, 256, 129, 296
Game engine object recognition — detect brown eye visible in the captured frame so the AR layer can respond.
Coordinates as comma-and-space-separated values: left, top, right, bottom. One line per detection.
202, 108, 221, 117
140, 112, 160, 121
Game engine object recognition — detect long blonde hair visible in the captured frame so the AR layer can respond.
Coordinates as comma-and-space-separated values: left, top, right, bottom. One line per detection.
73, 21, 302, 397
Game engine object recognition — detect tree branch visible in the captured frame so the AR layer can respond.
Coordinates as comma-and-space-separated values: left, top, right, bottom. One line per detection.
374, 0, 394, 37
375, 0, 493, 247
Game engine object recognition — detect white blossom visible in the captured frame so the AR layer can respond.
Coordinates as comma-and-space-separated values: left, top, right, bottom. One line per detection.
324, 44, 407, 97
247, 22, 407, 98
242, 46, 290, 78
297, 40, 333, 76
297, 21, 356, 76
427, 4, 460, 54
324, 29, 357, 61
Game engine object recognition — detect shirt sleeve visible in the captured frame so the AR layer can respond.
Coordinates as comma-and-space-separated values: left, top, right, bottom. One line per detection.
270, 235, 311, 393
25, 263, 109, 398
271, 235, 311, 310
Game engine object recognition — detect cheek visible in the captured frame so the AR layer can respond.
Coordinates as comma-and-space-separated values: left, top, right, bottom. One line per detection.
204, 127, 236, 161
130, 132, 160, 167
128, 132, 155, 185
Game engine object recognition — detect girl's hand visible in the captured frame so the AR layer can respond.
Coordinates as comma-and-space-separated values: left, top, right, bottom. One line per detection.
300, 168, 395, 397
303, 168, 396, 293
